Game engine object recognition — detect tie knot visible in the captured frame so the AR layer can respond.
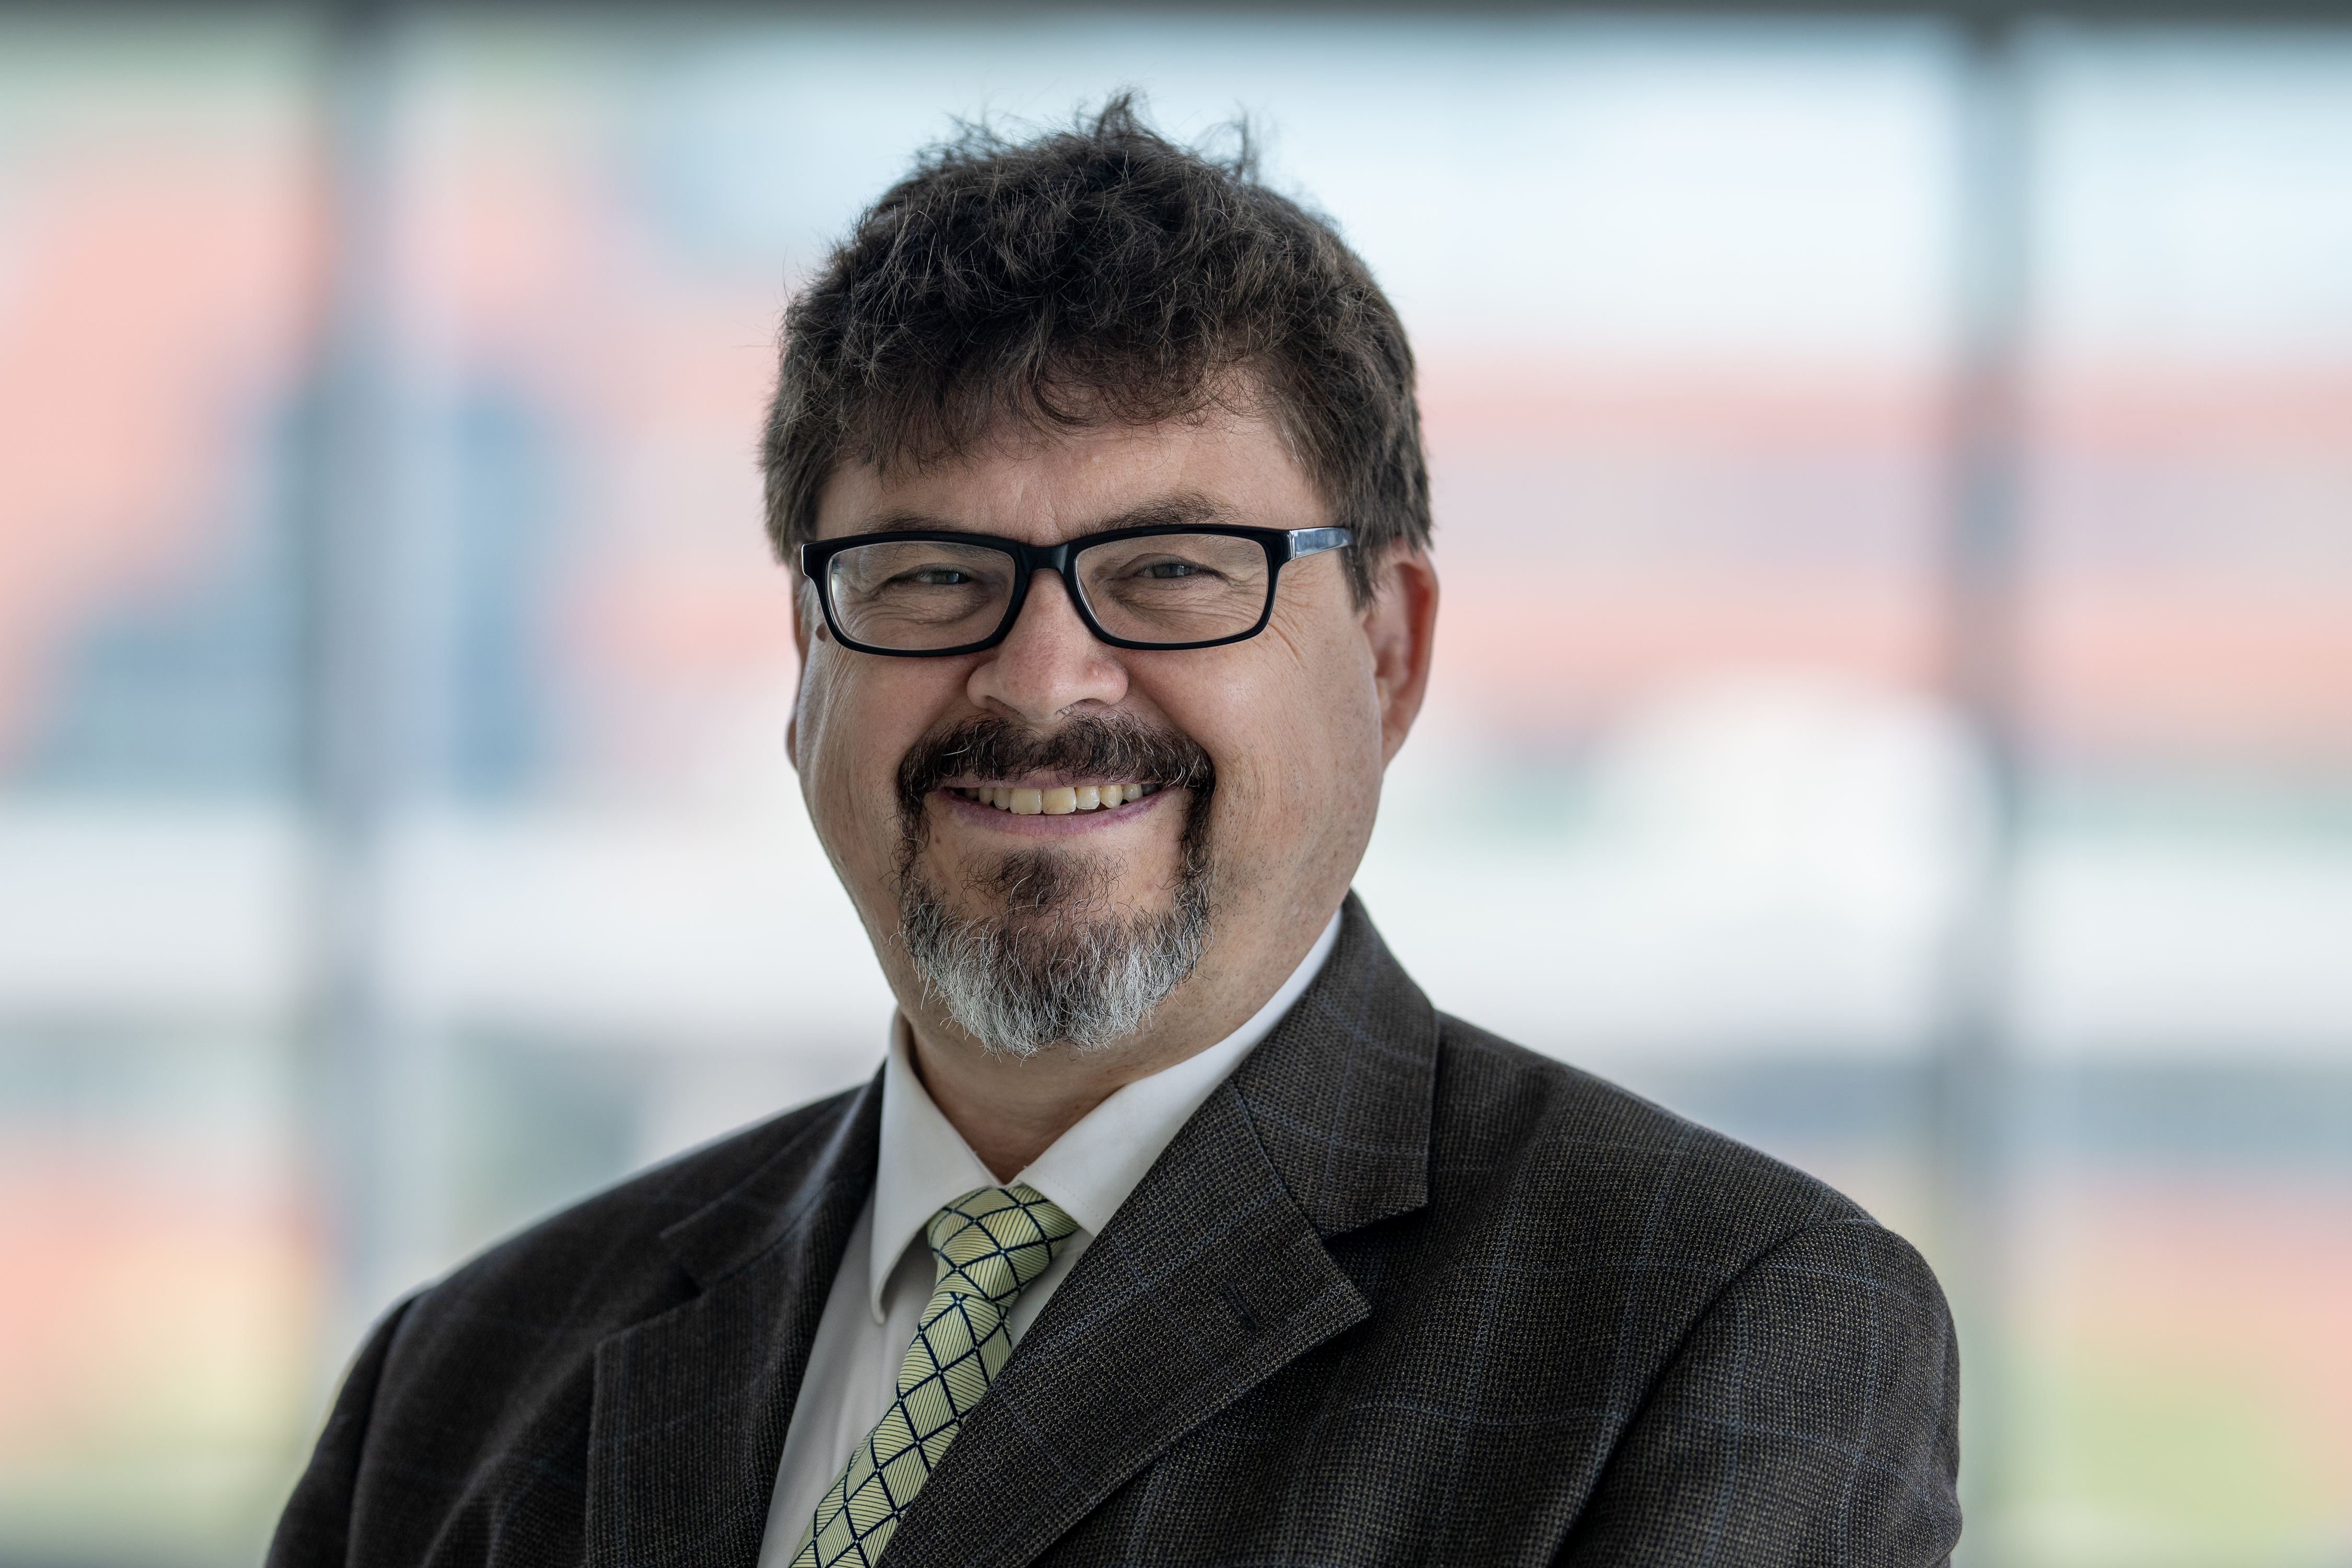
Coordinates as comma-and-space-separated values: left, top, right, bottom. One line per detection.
927, 1184, 1078, 1307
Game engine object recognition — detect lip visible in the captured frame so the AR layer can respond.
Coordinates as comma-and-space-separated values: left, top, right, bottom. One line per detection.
933, 784, 1172, 837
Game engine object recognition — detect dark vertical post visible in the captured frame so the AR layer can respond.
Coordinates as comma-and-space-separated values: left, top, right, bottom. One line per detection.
1937, 11, 2031, 1557
298, 0, 404, 1343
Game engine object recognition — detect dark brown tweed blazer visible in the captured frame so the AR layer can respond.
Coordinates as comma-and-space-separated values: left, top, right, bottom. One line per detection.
271, 895, 1961, 1567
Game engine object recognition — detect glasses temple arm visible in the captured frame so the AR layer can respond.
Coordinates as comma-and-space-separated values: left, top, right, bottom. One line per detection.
1284, 526, 1352, 560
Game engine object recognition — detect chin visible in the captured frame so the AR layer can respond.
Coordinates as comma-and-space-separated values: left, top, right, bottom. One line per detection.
895, 847, 1213, 1059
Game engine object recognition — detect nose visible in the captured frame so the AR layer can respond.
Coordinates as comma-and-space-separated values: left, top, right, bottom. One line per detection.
964, 569, 1129, 725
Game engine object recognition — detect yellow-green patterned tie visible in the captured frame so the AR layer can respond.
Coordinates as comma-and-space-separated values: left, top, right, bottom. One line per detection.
793, 1184, 1078, 1568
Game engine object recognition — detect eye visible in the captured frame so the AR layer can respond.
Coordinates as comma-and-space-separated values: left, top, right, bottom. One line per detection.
1134, 557, 1217, 580
904, 567, 975, 586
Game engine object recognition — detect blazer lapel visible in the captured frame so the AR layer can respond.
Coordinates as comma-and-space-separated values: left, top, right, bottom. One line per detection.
881, 894, 1441, 1568
586, 1073, 884, 1568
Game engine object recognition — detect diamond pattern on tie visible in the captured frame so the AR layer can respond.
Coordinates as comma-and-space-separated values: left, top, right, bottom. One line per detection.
793, 1184, 1078, 1568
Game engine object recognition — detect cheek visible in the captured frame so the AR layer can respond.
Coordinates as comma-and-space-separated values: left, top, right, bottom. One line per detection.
793, 655, 849, 799
795, 654, 907, 852
1188, 635, 1382, 847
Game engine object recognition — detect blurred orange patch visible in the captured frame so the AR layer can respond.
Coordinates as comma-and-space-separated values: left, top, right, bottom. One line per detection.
0, 1146, 318, 1460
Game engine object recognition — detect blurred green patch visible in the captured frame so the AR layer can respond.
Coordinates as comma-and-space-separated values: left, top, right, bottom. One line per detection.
2005, 1351, 2345, 1568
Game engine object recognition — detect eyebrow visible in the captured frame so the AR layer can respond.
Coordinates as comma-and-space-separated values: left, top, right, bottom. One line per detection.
849, 492, 1235, 537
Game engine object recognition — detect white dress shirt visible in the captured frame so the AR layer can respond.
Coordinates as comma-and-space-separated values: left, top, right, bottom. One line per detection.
756, 910, 1342, 1565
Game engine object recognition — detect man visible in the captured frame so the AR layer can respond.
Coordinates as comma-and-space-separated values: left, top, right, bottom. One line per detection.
272, 101, 1961, 1567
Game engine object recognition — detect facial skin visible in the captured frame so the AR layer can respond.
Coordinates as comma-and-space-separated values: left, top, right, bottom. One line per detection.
787, 401, 1438, 1180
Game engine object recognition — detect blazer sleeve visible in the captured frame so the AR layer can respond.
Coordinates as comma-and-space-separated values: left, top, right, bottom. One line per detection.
1558, 1220, 1963, 1567
267, 1295, 418, 1568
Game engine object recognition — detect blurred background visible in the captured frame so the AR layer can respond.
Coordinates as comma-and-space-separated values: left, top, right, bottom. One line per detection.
2, 3, 2348, 1564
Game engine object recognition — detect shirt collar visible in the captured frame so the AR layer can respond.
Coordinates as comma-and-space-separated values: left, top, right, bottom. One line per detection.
867, 908, 1343, 1322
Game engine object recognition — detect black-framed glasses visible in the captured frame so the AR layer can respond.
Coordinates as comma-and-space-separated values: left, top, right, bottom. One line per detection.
798, 524, 1353, 656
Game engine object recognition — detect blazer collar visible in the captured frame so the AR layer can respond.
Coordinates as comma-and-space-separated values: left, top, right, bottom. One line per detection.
1227, 891, 1439, 1238
585, 1071, 884, 1568
878, 892, 1440, 1568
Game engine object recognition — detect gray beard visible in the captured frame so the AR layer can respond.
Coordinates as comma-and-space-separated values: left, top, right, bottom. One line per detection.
897, 846, 1212, 1059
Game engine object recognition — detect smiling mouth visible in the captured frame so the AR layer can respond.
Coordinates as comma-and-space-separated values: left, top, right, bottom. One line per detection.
950, 781, 1159, 816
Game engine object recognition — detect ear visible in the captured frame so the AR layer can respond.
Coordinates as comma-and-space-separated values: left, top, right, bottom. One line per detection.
1360, 545, 1439, 766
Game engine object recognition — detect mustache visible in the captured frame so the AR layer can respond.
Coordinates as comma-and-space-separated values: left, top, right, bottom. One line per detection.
895, 713, 1216, 825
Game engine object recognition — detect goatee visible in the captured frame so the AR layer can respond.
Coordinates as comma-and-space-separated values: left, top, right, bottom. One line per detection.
892, 713, 1215, 1058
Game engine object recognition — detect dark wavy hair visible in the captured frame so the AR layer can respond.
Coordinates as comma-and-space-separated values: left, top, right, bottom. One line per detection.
760, 95, 1431, 604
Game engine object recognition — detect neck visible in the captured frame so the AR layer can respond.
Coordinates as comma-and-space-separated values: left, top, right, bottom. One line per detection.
903, 1026, 1188, 1182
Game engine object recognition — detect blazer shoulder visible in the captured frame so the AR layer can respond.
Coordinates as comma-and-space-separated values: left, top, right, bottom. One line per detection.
1428, 1012, 1877, 1265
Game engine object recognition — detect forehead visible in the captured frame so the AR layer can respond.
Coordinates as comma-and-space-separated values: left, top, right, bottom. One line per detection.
813, 408, 1323, 545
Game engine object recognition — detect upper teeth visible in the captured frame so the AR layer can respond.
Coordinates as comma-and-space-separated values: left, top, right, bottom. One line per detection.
955, 782, 1154, 816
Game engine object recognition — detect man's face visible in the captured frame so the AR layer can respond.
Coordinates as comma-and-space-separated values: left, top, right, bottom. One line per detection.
789, 402, 1428, 1062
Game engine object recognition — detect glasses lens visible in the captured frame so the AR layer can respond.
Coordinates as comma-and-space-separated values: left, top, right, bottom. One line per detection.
823, 539, 1017, 651
1074, 533, 1274, 647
